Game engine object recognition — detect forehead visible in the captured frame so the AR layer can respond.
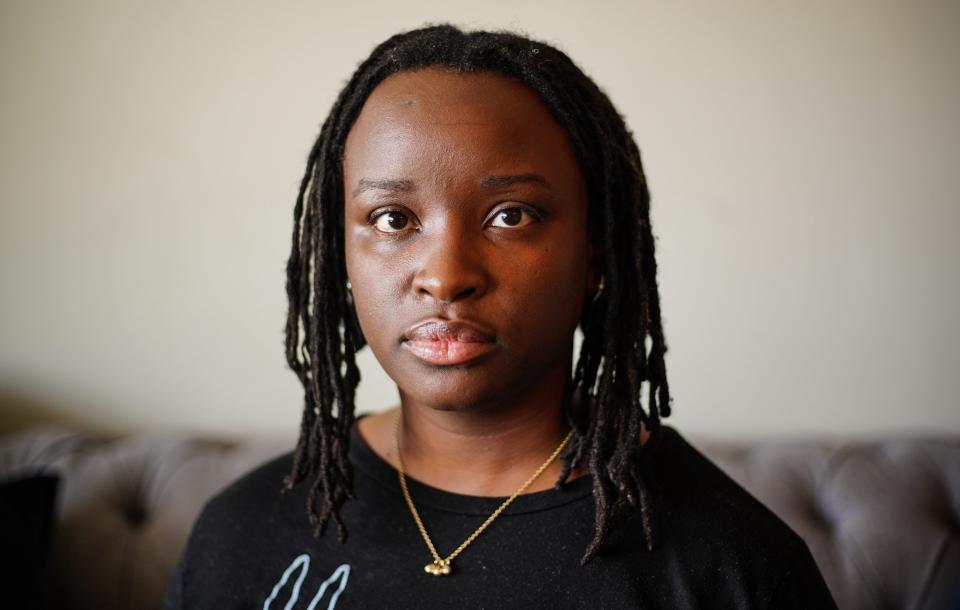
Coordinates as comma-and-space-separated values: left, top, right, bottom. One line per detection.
342, 68, 584, 195
353, 67, 552, 127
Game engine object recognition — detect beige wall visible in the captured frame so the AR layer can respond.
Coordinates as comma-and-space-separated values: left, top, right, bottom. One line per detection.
1, 0, 958, 440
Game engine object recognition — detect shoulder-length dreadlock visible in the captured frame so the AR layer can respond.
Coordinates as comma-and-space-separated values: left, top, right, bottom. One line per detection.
282, 24, 671, 565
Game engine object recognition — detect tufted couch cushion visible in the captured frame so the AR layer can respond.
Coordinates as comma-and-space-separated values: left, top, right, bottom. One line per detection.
1, 427, 957, 610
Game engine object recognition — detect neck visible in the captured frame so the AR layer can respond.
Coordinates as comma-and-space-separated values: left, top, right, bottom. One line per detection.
359, 362, 584, 497
397, 389, 574, 497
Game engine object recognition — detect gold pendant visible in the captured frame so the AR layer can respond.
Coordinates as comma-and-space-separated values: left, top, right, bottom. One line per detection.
424, 560, 452, 576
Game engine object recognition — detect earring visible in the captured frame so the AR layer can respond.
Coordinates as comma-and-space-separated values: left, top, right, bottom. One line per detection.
592, 275, 605, 302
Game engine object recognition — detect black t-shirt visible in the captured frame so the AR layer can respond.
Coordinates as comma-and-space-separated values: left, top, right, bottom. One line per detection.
163, 424, 837, 609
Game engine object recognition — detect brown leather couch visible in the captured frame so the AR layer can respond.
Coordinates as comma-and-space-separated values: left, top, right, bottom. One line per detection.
1, 426, 958, 609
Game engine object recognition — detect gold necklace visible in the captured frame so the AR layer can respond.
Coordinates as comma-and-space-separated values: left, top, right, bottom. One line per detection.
395, 416, 574, 576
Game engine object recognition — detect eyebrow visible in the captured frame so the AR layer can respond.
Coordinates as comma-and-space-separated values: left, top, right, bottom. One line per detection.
352, 178, 415, 197
480, 173, 551, 190
351, 173, 552, 197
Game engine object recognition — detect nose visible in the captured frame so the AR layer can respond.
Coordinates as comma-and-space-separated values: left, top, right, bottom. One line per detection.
411, 229, 490, 304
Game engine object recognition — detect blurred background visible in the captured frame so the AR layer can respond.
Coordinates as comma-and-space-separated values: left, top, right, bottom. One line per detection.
1, 0, 958, 441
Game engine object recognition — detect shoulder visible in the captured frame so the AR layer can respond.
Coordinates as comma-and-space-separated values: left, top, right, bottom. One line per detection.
164, 451, 300, 608
198, 451, 296, 524
640, 426, 835, 606
652, 425, 804, 547
183, 451, 305, 569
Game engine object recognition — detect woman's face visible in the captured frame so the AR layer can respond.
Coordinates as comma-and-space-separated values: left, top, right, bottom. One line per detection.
343, 67, 594, 411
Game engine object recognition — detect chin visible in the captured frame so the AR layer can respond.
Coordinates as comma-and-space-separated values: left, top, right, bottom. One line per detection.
394, 366, 523, 413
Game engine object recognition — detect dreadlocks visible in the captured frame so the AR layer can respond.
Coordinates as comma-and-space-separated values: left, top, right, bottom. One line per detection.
282, 24, 671, 565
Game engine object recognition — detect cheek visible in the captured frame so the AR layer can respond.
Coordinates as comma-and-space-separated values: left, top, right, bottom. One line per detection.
508, 240, 590, 334
345, 238, 403, 350
351, 281, 400, 351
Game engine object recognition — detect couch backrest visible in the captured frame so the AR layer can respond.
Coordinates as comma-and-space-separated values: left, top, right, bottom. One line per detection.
2, 428, 957, 609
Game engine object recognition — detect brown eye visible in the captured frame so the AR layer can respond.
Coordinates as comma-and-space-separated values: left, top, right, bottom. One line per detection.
373, 211, 410, 233
489, 207, 536, 229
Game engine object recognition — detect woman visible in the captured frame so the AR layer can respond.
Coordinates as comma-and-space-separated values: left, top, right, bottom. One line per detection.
165, 25, 837, 608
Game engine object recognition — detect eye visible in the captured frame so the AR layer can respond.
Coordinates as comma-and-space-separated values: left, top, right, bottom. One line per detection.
372, 210, 411, 233
488, 207, 538, 229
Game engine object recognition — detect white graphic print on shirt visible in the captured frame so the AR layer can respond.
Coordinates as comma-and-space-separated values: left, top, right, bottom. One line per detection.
263, 554, 350, 610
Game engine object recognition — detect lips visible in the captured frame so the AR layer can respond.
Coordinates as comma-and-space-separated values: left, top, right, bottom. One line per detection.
401, 319, 496, 366
403, 320, 494, 343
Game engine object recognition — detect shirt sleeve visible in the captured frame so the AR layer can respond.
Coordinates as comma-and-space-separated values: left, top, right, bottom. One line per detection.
765, 542, 838, 610
162, 543, 188, 610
